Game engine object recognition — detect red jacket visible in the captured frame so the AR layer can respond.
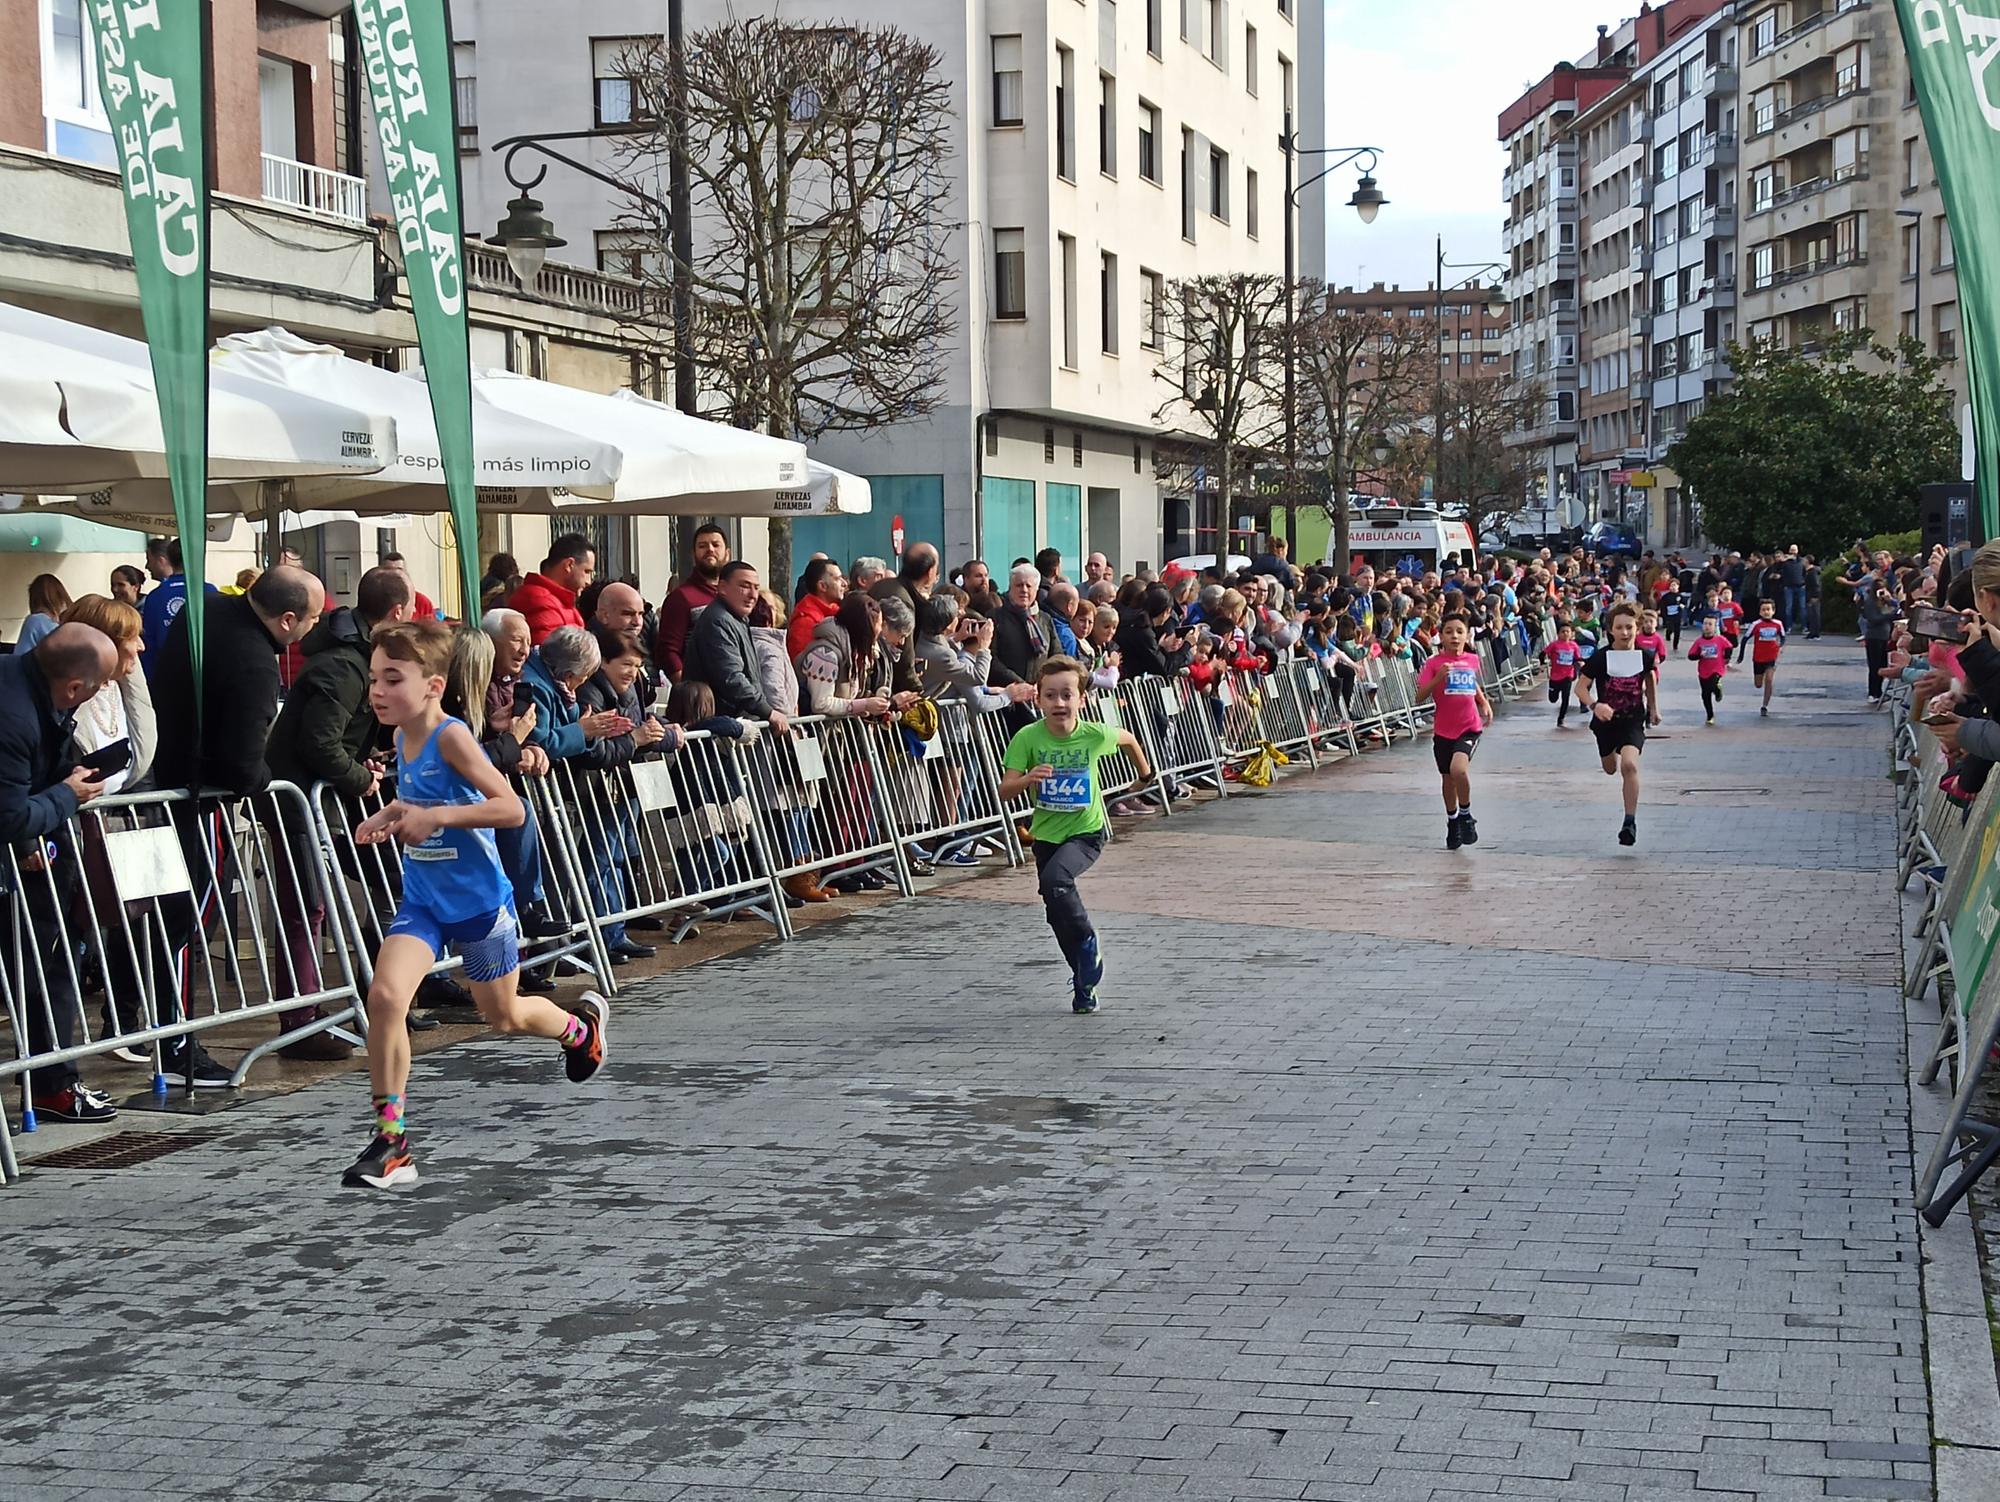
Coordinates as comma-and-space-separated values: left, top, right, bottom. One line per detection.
508, 572, 583, 644
655, 577, 721, 680
786, 592, 838, 660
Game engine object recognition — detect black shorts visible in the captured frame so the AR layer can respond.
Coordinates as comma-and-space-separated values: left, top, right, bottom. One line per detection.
1753, 661, 1776, 683
1434, 733, 1481, 774
1591, 715, 1647, 759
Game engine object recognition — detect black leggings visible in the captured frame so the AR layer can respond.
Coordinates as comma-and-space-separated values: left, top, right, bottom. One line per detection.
1548, 678, 1574, 721
1665, 620, 1682, 648
1700, 675, 1722, 716
1866, 638, 1891, 700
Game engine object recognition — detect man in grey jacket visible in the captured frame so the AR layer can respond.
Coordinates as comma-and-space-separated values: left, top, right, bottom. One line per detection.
685, 561, 791, 732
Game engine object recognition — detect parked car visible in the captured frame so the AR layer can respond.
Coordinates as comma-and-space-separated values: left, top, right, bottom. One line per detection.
1581, 521, 1643, 558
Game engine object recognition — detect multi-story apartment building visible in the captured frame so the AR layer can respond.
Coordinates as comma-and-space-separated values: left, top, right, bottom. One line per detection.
1329, 281, 1510, 380
1574, 0, 1735, 547
0, 0, 655, 629
1738, 0, 1965, 414
1498, 60, 1629, 528
453, 0, 1320, 573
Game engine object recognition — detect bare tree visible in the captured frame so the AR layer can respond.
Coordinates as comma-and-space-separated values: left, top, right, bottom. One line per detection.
1152, 273, 1287, 556
610, 20, 958, 583
1290, 284, 1432, 574
1434, 374, 1544, 548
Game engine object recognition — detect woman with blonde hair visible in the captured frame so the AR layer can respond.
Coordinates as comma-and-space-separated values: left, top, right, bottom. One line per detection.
61, 593, 155, 792
16, 573, 73, 655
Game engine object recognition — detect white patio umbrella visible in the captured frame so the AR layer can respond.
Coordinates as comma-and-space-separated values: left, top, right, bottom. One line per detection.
209, 329, 624, 511
0, 302, 398, 490
687, 457, 872, 519
466, 376, 810, 510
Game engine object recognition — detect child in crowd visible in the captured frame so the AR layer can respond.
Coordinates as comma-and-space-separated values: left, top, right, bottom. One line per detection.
1715, 586, 1744, 651
1687, 615, 1730, 724
1635, 611, 1670, 692
1658, 578, 1685, 648
1738, 596, 1788, 716
345, 621, 608, 1191
1543, 620, 1583, 728
1000, 656, 1153, 1014
1572, 597, 1602, 659
1574, 601, 1660, 846
1415, 612, 1494, 850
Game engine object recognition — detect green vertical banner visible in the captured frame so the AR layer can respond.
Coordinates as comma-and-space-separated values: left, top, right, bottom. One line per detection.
88, 0, 209, 692
355, 0, 480, 614
1898, 0, 2000, 540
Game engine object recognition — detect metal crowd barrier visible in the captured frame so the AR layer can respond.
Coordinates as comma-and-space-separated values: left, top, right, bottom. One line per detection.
737, 712, 914, 932
1, 780, 363, 1182
1115, 674, 1227, 802
866, 701, 1021, 870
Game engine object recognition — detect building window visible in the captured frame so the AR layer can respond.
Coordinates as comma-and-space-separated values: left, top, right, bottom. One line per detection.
1903, 222, 1921, 276
42, 0, 113, 165
1749, 243, 1775, 289
1204, 0, 1224, 64
1245, 167, 1259, 239
1101, 251, 1119, 353
1835, 42, 1866, 97
992, 35, 1024, 126
1680, 196, 1704, 236
1750, 8, 1778, 57
1937, 303, 1960, 361
1074, 432, 1085, 467
1141, 268, 1164, 349
1099, 74, 1117, 175
595, 230, 665, 281
1936, 215, 1954, 267
1056, 45, 1076, 180
1060, 233, 1079, 368
453, 42, 478, 153
1181, 129, 1196, 240
1279, 55, 1294, 119
1138, 100, 1161, 182
592, 37, 656, 127
1904, 136, 1921, 190
1245, 23, 1258, 94
1045, 427, 1056, 462
1147, 0, 1163, 56
994, 228, 1027, 319
1654, 140, 1679, 178
1654, 78, 1677, 115
1208, 145, 1228, 220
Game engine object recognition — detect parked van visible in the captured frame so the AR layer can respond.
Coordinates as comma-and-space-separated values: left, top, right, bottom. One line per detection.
1331, 508, 1477, 576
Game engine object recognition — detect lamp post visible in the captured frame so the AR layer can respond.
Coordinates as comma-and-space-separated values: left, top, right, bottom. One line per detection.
1432, 236, 1507, 520
489, 0, 701, 563
1282, 125, 1384, 568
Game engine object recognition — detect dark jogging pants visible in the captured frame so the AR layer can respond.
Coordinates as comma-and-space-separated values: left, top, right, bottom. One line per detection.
1032, 832, 1105, 976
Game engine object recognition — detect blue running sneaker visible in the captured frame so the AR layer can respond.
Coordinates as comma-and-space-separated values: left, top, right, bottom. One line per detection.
1073, 936, 1104, 1013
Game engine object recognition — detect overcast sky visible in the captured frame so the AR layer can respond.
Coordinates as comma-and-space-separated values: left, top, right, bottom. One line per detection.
1318, 0, 1630, 292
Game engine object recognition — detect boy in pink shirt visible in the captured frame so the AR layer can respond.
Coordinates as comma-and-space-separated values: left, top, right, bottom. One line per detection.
1415, 612, 1495, 850
1686, 616, 1730, 724
1543, 621, 1583, 728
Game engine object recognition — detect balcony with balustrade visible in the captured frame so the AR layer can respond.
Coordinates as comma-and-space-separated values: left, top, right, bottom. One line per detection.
261, 154, 368, 227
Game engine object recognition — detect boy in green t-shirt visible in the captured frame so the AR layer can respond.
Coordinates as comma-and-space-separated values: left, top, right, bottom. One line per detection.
1000, 655, 1153, 1013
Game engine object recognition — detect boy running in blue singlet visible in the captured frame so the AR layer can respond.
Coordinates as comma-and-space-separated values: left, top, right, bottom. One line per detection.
344, 621, 608, 1190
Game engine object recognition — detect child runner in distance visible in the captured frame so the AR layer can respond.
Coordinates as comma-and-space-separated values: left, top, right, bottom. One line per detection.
999, 655, 1153, 1014
345, 620, 609, 1190
1658, 578, 1685, 650
1635, 610, 1669, 681
1543, 620, 1583, 729
1415, 612, 1494, 849
1575, 602, 1661, 847
1739, 597, 1787, 716
1687, 616, 1730, 724
1715, 586, 1744, 654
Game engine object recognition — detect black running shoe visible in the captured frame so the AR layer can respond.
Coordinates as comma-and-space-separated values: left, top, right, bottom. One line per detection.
1446, 817, 1463, 851
1618, 818, 1637, 847
342, 1132, 418, 1190
564, 991, 610, 1084
1459, 813, 1479, 846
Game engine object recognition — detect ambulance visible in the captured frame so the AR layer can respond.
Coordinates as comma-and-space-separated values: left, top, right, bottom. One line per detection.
1334, 507, 1478, 576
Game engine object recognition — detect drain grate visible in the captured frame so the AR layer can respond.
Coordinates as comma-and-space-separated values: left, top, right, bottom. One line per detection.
32, 1131, 222, 1170
1677, 787, 1772, 798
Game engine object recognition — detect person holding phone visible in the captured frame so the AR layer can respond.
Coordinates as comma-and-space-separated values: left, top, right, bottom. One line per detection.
1859, 586, 1904, 706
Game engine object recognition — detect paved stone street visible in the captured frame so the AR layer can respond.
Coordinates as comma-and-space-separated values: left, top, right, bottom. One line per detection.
0, 641, 1937, 1502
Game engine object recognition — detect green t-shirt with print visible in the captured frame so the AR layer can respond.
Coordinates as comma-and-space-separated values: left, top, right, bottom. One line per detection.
1003, 718, 1121, 845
